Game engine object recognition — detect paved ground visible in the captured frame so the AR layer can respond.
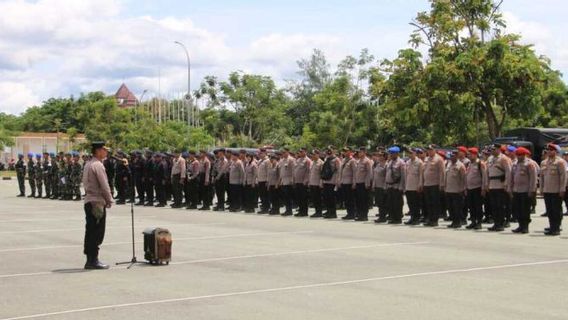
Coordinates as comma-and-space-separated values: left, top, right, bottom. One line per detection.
1, 179, 567, 320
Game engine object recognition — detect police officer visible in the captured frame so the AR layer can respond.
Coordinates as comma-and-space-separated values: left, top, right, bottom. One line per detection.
142, 150, 154, 206
197, 150, 212, 210
385, 146, 406, 224
153, 153, 168, 207
133, 151, 147, 206
213, 149, 229, 211
339, 147, 357, 220
15, 154, 26, 197
373, 151, 388, 223
243, 152, 258, 213
71, 152, 83, 201
256, 149, 270, 214
27, 153, 36, 197
42, 152, 52, 198
540, 144, 567, 236
509, 147, 537, 234
321, 147, 341, 219
229, 151, 245, 212
308, 149, 324, 218
115, 152, 129, 205
405, 148, 424, 225
185, 151, 200, 209
423, 145, 446, 227
486, 144, 511, 232
82, 141, 113, 269
267, 154, 281, 215
465, 148, 487, 230
170, 150, 186, 208
354, 147, 373, 221
278, 148, 295, 216
445, 151, 467, 228
34, 154, 44, 198
293, 148, 312, 217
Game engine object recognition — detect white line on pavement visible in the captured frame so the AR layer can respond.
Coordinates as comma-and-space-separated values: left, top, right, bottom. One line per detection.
1, 258, 566, 320
0, 230, 315, 253
0, 240, 424, 279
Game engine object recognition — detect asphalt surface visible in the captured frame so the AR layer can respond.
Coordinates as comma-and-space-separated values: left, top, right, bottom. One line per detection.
1, 179, 567, 320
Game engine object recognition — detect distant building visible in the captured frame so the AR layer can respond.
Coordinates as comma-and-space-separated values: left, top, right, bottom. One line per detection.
115, 83, 137, 108
1, 132, 87, 162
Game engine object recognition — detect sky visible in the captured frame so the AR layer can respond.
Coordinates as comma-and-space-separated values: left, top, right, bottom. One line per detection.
0, 0, 567, 115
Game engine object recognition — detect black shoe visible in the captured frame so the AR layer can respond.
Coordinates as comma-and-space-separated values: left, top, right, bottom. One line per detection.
257, 210, 268, 215
294, 213, 308, 217
155, 203, 166, 208
186, 205, 197, 209
540, 213, 548, 217
482, 217, 494, 224
84, 260, 109, 270
281, 212, 293, 216
466, 223, 476, 229
323, 214, 337, 219
213, 207, 225, 212
447, 223, 461, 229
504, 222, 510, 228
544, 227, 563, 232
544, 230, 560, 236
116, 200, 126, 205
74, 196, 81, 201
199, 206, 211, 211
512, 227, 529, 234
388, 220, 402, 224
144, 202, 154, 207
135, 202, 145, 206
269, 211, 280, 215
405, 219, 421, 226
473, 223, 483, 230
374, 218, 388, 224
341, 215, 355, 220
443, 217, 452, 222
170, 204, 181, 209
488, 225, 504, 232
310, 213, 323, 218
28, 194, 35, 198
17, 194, 25, 197
355, 217, 369, 222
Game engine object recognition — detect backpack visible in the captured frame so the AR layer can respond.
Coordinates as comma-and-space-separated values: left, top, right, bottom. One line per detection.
321, 158, 335, 181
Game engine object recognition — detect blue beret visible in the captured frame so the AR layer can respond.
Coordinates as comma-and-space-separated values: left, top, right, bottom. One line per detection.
507, 145, 517, 153
27, 152, 34, 157
181, 152, 189, 158
412, 148, 424, 154
18, 153, 23, 157
388, 146, 401, 154
49, 152, 55, 157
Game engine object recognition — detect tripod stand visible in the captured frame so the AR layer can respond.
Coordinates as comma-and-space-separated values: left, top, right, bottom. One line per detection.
115, 159, 145, 269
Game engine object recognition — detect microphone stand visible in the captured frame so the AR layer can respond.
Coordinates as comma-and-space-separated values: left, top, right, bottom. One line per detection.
116, 159, 145, 269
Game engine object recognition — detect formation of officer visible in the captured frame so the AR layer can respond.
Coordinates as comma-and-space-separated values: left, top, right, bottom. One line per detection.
16, 143, 568, 237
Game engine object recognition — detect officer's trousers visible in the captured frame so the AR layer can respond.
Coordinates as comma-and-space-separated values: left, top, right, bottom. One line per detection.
341, 184, 355, 217
374, 187, 387, 219
295, 183, 309, 215
83, 203, 106, 258
258, 181, 269, 211
406, 191, 421, 221
513, 192, 531, 229
489, 189, 507, 227
17, 173, 25, 195
354, 183, 369, 219
322, 183, 337, 217
466, 188, 483, 225
229, 184, 242, 211
281, 185, 294, 214
424, 186, 441, 223
387, 188, 403, 222
544, 193, 563, 232
215, 176, 228, 209
446, 192, 464, 225
310, 185, 322, 215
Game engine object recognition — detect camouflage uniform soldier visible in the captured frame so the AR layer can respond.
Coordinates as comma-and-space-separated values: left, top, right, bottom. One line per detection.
63, 152, 73, 200
42, 152, 52, 198
50, 153, 60, 199
27, 153, 36, 198
71, 152, 83, 200
35, 154, 44, 198
57, 153, 67, 200
15, 154, 26, 197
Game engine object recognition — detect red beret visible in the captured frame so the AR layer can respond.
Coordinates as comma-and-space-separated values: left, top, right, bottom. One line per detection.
500, 145, 507, 152
457, 146, 468, 153
548, 144, 561, 152
468, 147, 479, 154
437, 150, 447, 158
515, 147, 531, 156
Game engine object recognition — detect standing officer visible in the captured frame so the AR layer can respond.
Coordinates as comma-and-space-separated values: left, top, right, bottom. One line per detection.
103, 154, 115, 199
71, 152, 83, 200
445, 151, 467, 228
353, 147, 373, 221
82, 141, 113, 269
229, 151, 245, 212
50, 153, 60, 200
133, 151, 146, 206
15, 154, 26, 197
278, 148, 295, 216
142, 150, 154, 206
308, 149, 324, 218
293, 148, 312, 217
256, 149, 270, 214
213, 149, 229, 211
486, 144, 511, 232
267, 154, 281, 215
423, 145, 446, 227
373, 151, 388, 223
465, 148, 487, 230
170, 150, 186, 208
153, 153, 168, 207
185, 151, 201, 209
115, 152, 129, 205
42, 152, 52, 198
384, 146, 405, 224
243, 152, 258, 213
405, 148, 424, 225
540, 144, 567, 236
509, 147, 537, 234
27, 153, 36, 198
339, 147, 357, 220
34, 154, 44, 198
198, 150, 212, 211
321, 147, 341, 219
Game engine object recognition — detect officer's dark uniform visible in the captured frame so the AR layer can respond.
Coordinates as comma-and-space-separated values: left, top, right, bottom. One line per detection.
15, 155, 26, 196
133, 152, 146, 205
143, 151, 155, 206
115, 153, 129, 204
103, 157, 115, 198
42, 153, 51, 198
153, 154, 168, 207
50, 155, 59, 199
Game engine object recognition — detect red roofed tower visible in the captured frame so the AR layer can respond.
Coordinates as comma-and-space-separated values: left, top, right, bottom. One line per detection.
115, 83, 137, 108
